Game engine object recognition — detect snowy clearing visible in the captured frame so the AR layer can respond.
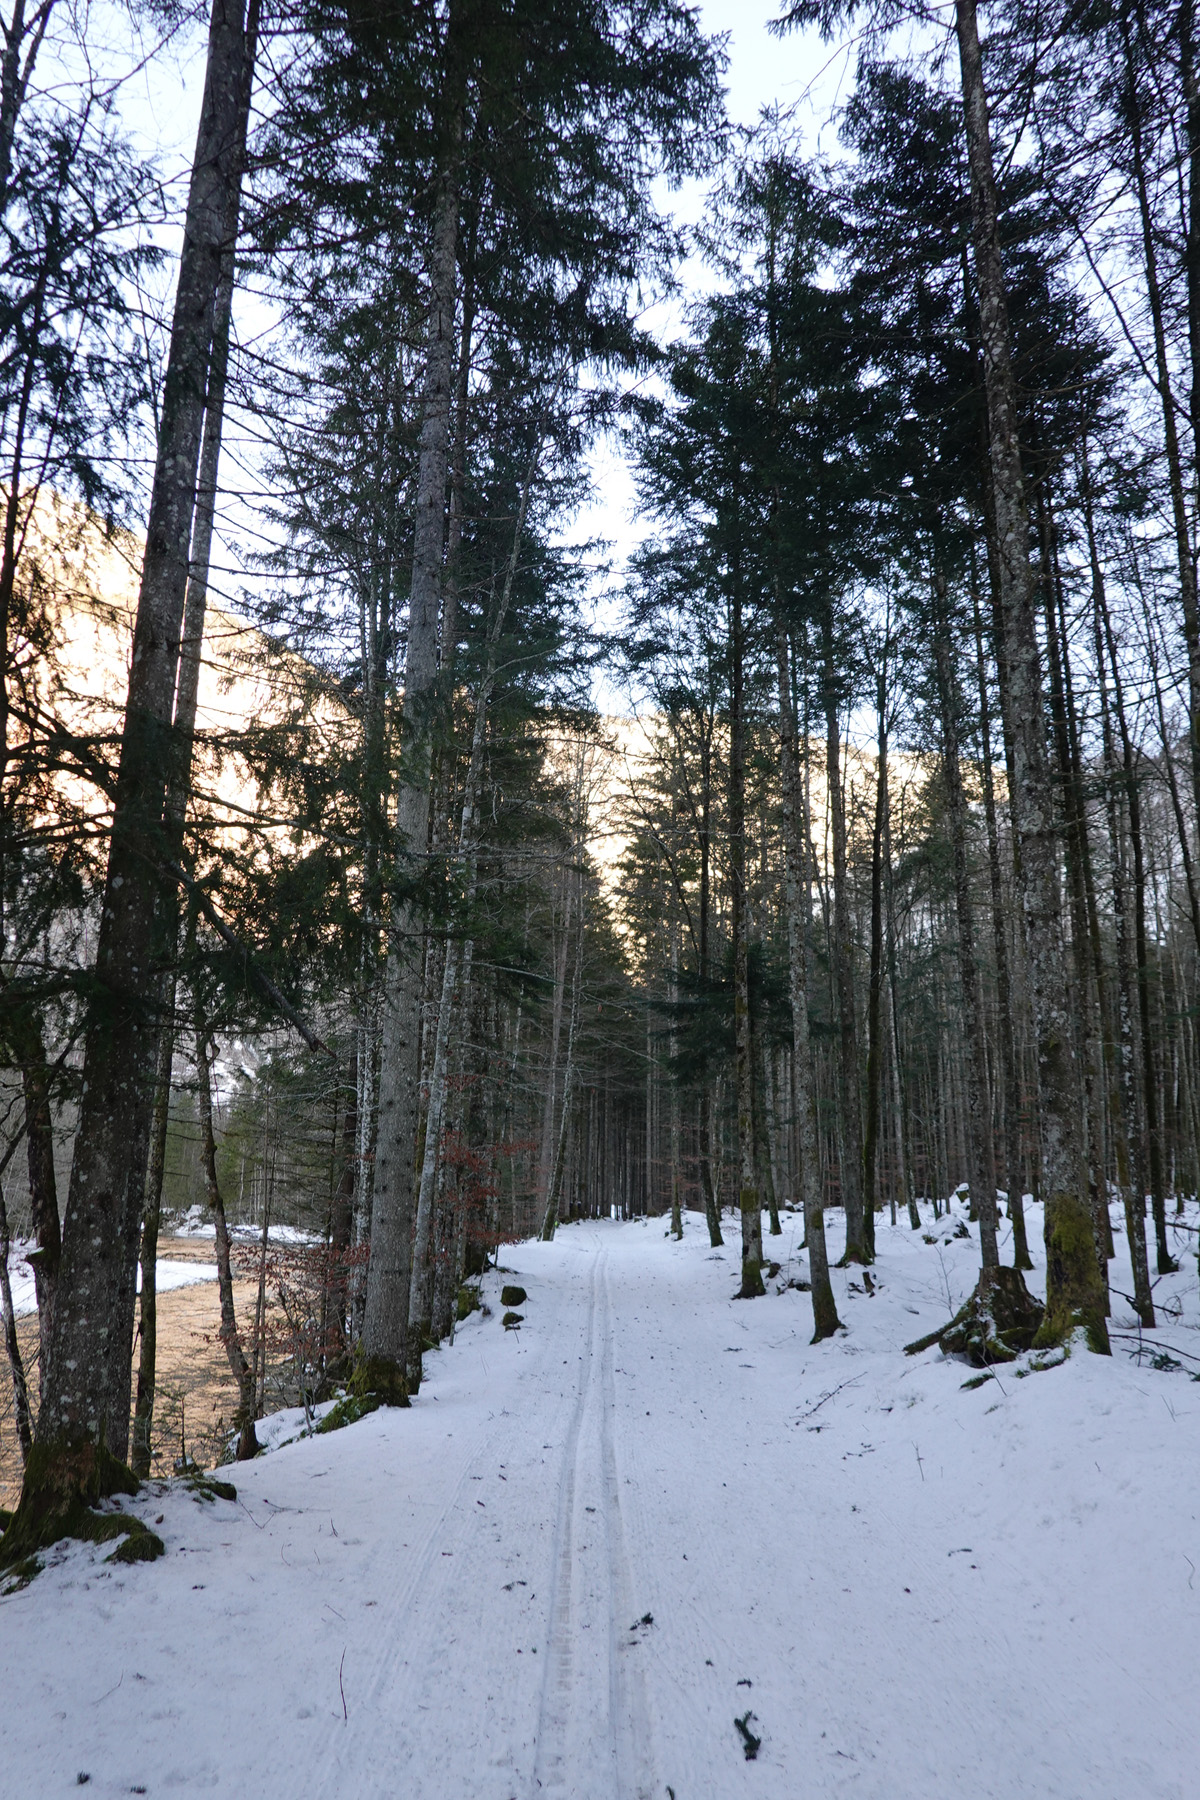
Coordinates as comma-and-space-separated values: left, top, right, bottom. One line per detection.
9, 1254, 217, 1320
2, 1205, 1196, 1800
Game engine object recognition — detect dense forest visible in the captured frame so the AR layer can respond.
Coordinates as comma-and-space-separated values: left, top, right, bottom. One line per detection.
2, 0, 1199, 1569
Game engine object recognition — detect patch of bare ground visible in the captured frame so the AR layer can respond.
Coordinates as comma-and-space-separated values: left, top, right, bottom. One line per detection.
0, 1238, 280, 1508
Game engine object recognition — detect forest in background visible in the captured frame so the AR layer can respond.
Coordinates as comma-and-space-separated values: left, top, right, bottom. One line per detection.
3, 0, 1200, 1560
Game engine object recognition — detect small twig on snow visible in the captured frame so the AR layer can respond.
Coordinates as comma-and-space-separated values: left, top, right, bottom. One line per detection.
798, 1374, 863, 1420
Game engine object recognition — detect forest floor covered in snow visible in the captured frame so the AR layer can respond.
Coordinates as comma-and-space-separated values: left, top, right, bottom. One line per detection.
2, 1200, 1197, 1799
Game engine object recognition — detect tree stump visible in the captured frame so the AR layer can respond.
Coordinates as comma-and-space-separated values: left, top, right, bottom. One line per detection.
905, 1266, 1044, 1367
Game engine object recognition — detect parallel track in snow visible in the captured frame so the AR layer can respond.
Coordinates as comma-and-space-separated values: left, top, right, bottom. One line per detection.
531, 1250, 656, 1799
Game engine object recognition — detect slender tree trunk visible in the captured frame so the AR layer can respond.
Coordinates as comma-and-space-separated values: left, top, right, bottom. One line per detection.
1094, 555, 1175, 1278
194, 1007, 257, 1460
4, 1008, 61, 1380
542, 864, 585, 1243
731, 541, 763, 1297
777, 626, 841, 1339
4, 0, 260, 1547
132, 238, 237, 1479
0, 1179, 32, 1461
970, 569, 1032, 1265
1037, 477, 1112, 1296
931, 566, 999, 1270
955, 0, 1108, 1349
1122, 2, 1200, 829
822, 615, 868, 1264
411, 446, 537, 1356
361, 19, 466, 1399
328, 1056, 357, 1357
696, 740, 722, 1245
670, 919, 683, 1239
1083, 477, 1154, 1324
862, 657, 888, 1258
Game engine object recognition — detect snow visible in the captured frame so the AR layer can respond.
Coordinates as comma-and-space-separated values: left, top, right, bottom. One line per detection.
169, 1205, 319, 1245
2, 1202, 1197, 1799
8, 1252, 217, 1319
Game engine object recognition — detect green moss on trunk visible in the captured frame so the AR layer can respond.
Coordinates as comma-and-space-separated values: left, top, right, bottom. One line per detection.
1036, 1192, 1111, 1354
350, 1350, 409, 1407
905, 1264, 1044, 1366
737, 1255, 765, 1300
0, 1436, 138, 1569
0, 1435, 165, 1576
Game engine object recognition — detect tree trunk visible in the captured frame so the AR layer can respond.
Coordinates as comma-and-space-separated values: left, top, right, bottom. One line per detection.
776, 626, 841, 1340
1122, 1, 1200, 830
3, 1007, 61, 1382
0, 1178, 32, 1461
193, 1006, 258, 1460
670, 920, 683, 1239
696, 735, 723, 1246
823, 614, 868, 1264
131, 235, 238, 1479
970, 569, 1032, 1265
542, 871, 585, 1243
360, 19, 465, 1400
6, 0, 259, 1548
862, 656, 888, 1257
955, 0, 1108, 1350
731, 541, 763, 1297
931, 566, 999, 1270
1037, 477, 1112, 1297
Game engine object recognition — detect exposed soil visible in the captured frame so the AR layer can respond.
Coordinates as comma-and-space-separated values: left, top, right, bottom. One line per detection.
1, 1239, 266, 1507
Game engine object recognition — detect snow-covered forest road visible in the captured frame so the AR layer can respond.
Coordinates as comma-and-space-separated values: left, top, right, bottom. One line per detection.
3, 1210, 1197, 1799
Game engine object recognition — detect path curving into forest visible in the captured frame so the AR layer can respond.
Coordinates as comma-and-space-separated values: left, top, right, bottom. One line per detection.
1, 1210, 1197, 1799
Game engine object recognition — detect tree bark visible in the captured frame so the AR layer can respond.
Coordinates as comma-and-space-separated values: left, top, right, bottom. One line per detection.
931, 566, 999, 1270
822, 614, 868, 1264
862, 656, 887, 1257
0, 1176, 32, 1461
5, 1005, 61, 1381
696, 728, 723, 1245
955, 0, 1108, 1349
776, 625, 841, 1339
13, 0, 259, 1521
970, 567, 1032, 1265
1122, 0, 1200, 829
132, 236, 238, 1478
194, 1004, 258, 1460
731, 538, 763, 1297
411, 445, 535, 1357
361, 16, 465, 1399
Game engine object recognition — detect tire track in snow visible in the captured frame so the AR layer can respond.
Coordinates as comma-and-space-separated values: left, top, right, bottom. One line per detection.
529, 1242, 604, 1796
597, 1256, 658, 1800
530, 1244, 657, 1800
307, 1236, 605, 1798
306, 1406, 518, 1797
